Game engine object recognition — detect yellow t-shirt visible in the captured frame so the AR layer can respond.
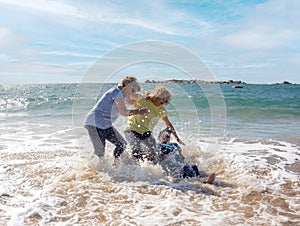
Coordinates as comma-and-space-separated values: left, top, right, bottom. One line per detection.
126, 97, 168, 134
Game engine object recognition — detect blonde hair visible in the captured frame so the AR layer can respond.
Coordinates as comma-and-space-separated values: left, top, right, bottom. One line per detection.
150, 86, 172, 103
120, 76, 141, 92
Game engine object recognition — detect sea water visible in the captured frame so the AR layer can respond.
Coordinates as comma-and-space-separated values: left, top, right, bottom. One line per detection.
0, 83, 299, 225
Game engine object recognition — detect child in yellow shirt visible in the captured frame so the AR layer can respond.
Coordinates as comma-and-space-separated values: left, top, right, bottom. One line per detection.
124, 86, 184, 162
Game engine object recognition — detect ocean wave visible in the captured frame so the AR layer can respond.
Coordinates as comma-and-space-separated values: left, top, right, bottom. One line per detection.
1, 83, 299, 142
0, 96, 75, 112
0, 122, 299, 225
227, 107, 300, 117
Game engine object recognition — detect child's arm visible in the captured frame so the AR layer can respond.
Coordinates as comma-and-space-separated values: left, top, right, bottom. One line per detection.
125, 92, 139, 105
114, 99, 148, 116
162, 117, 185, 145
125, 92, 148, 105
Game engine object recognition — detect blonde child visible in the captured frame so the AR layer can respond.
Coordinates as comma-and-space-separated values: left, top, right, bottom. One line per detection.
124, 86, 184, 162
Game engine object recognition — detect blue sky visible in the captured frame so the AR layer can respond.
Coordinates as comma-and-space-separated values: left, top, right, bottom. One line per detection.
0, 0, 299, 84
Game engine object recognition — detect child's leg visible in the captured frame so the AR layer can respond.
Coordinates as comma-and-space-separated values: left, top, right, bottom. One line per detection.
142, 135, 157, 162
191, 165, 200, 177
182, 165, 195, 178
104, 127, 126, 158
124, 130, 143, 160
85, 125, 105, 158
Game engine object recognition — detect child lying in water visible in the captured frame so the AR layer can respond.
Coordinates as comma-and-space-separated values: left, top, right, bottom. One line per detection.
156, 127, 215, 184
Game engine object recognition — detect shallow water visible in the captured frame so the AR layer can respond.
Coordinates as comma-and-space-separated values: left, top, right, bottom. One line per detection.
0, 122, 299, 225
0, 83, 299, 225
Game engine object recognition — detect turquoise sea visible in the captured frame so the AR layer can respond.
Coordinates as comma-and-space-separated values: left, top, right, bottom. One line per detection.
0, 83, 299, 225
1, 83, 299, 143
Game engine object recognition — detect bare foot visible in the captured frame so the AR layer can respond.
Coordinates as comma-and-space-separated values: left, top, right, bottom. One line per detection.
204, 173, 216, 184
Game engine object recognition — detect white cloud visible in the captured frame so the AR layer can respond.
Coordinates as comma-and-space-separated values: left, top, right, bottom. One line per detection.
40, 51, 99, 59
221, 29, 295, 49
0, 0, 212, 38
0, 28, 29, 49
0, 0, 87, 18
0, 61, 80, 74
0, 54, 17, 62
0, 0, 299, 83
220, 0, 300, 50
71, 0, 212, 37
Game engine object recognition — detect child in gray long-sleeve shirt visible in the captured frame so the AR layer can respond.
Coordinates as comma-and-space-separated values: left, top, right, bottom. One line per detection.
84, 76, 148, 161
156, 127, 215, 184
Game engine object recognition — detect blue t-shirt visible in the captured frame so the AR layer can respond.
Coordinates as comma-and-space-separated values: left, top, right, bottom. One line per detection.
84, 86, 124, 129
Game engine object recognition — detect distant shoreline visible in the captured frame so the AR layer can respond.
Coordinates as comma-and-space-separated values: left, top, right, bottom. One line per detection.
1, 80, 298, 86
144, 79, 246, 84
144, 79, 294, 85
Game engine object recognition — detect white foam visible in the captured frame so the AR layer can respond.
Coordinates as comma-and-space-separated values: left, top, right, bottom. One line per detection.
1, 121, 299, 225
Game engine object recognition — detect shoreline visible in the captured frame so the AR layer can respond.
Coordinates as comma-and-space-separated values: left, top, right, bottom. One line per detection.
144, 79, 296, 85
144, 79, 247, 84
1, 80, 299, 86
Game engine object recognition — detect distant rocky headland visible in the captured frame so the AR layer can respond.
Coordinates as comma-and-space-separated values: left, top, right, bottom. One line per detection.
276, 81, 293, 84
144, 79, 246, 84
144, 79, 295, 84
